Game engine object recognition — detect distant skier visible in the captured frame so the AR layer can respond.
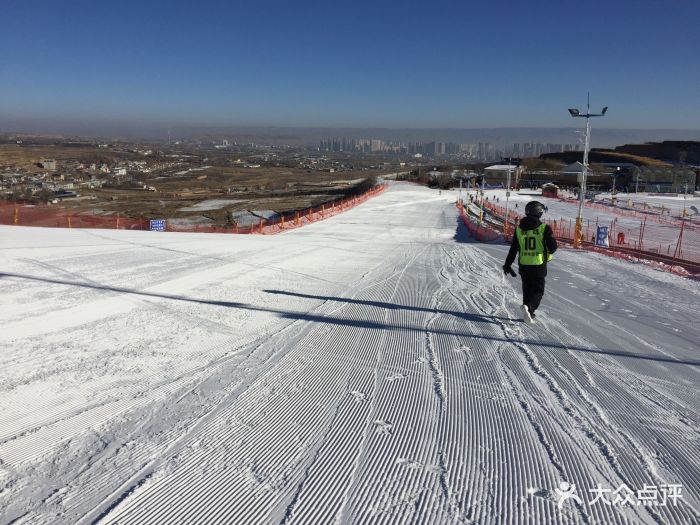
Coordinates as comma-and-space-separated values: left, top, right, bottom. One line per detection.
502, 201, 557, 323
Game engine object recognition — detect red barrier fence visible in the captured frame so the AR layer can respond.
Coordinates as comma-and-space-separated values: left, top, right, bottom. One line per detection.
0, 205, 150, 230
456, 202, 500, 242
462, 200, 700, 277
557, 195, 700, 231
0, 184, 387, 235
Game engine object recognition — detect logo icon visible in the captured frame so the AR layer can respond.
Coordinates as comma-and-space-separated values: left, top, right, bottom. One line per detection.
555, 481, 583, 509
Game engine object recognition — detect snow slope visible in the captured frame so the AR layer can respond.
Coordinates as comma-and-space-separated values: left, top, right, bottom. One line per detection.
0, 183, 698, 524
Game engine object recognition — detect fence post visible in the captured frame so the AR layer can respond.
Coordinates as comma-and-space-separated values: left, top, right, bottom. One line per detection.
608, 220, 613, 246
116, 213, 120, 229
672, 219, 685, 264
14, 207, 19, 225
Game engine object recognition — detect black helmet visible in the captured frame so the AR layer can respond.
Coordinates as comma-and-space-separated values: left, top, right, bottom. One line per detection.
525, 201, 545, 217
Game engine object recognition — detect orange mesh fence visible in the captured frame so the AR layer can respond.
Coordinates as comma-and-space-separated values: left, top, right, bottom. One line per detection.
0, 204, 148, 230
0, 184, 387, 235
475, 200, 700, 277
456, 202, 500, 242
260, 184, 387, 234
557, 195, 700, 231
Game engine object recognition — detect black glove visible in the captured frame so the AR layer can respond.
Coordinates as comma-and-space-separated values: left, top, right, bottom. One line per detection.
503, 265, 517, 277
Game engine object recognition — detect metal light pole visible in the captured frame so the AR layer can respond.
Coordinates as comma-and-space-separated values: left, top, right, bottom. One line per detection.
479, 175, 485, 225
568, 94, 608, 248
504, 158, 512, 236
612, 166, 620, 205
503, 157, 518, 237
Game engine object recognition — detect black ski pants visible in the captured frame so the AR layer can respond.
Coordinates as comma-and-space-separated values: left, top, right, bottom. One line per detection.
519, 264, 547, 314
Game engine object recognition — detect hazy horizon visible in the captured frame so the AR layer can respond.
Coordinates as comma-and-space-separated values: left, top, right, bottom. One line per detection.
2, 117, 700, 149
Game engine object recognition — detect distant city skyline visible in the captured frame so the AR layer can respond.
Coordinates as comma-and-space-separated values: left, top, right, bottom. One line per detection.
2, 1, 699, 131
318, 137, 582, 162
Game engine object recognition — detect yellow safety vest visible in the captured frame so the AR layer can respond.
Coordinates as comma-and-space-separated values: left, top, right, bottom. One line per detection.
516, 224, 553, 265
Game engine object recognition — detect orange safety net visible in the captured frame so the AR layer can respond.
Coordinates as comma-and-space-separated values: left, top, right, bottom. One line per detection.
456, 202, 500, 242
469, 200, 700, 277
557, 195, 700, 231
0, 184, 388, 235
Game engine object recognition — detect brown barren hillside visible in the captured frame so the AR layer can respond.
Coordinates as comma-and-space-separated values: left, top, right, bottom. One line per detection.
541, 149, 671, 167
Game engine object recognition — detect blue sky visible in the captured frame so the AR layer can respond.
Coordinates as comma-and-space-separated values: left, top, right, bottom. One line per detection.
1, 0, 699, 130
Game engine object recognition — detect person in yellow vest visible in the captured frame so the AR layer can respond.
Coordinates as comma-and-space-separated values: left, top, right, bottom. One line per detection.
502, 201, 557, 323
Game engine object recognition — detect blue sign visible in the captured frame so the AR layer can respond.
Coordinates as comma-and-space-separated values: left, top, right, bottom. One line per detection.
149, 219, 166, 232
595, 226, 609, 247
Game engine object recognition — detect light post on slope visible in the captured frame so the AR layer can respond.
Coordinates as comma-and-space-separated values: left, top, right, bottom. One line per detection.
504, 158, 512, 236
568, 94, 608, 248
503, 157, 519, 237
479, 175, 485, 225
612, 166, 620, 205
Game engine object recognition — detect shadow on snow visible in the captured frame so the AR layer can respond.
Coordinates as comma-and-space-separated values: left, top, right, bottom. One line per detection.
2, 271, 698, 368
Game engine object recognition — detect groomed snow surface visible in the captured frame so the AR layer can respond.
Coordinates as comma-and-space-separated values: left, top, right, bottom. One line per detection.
1, 183, 698, 524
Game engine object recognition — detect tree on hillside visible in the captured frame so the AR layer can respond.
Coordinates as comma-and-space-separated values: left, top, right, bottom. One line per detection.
521, 158, 565, 185
522, 157, 565, 172
434, 173, 453, 189
38, 187, 53, 204
352, 175, 378, 195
